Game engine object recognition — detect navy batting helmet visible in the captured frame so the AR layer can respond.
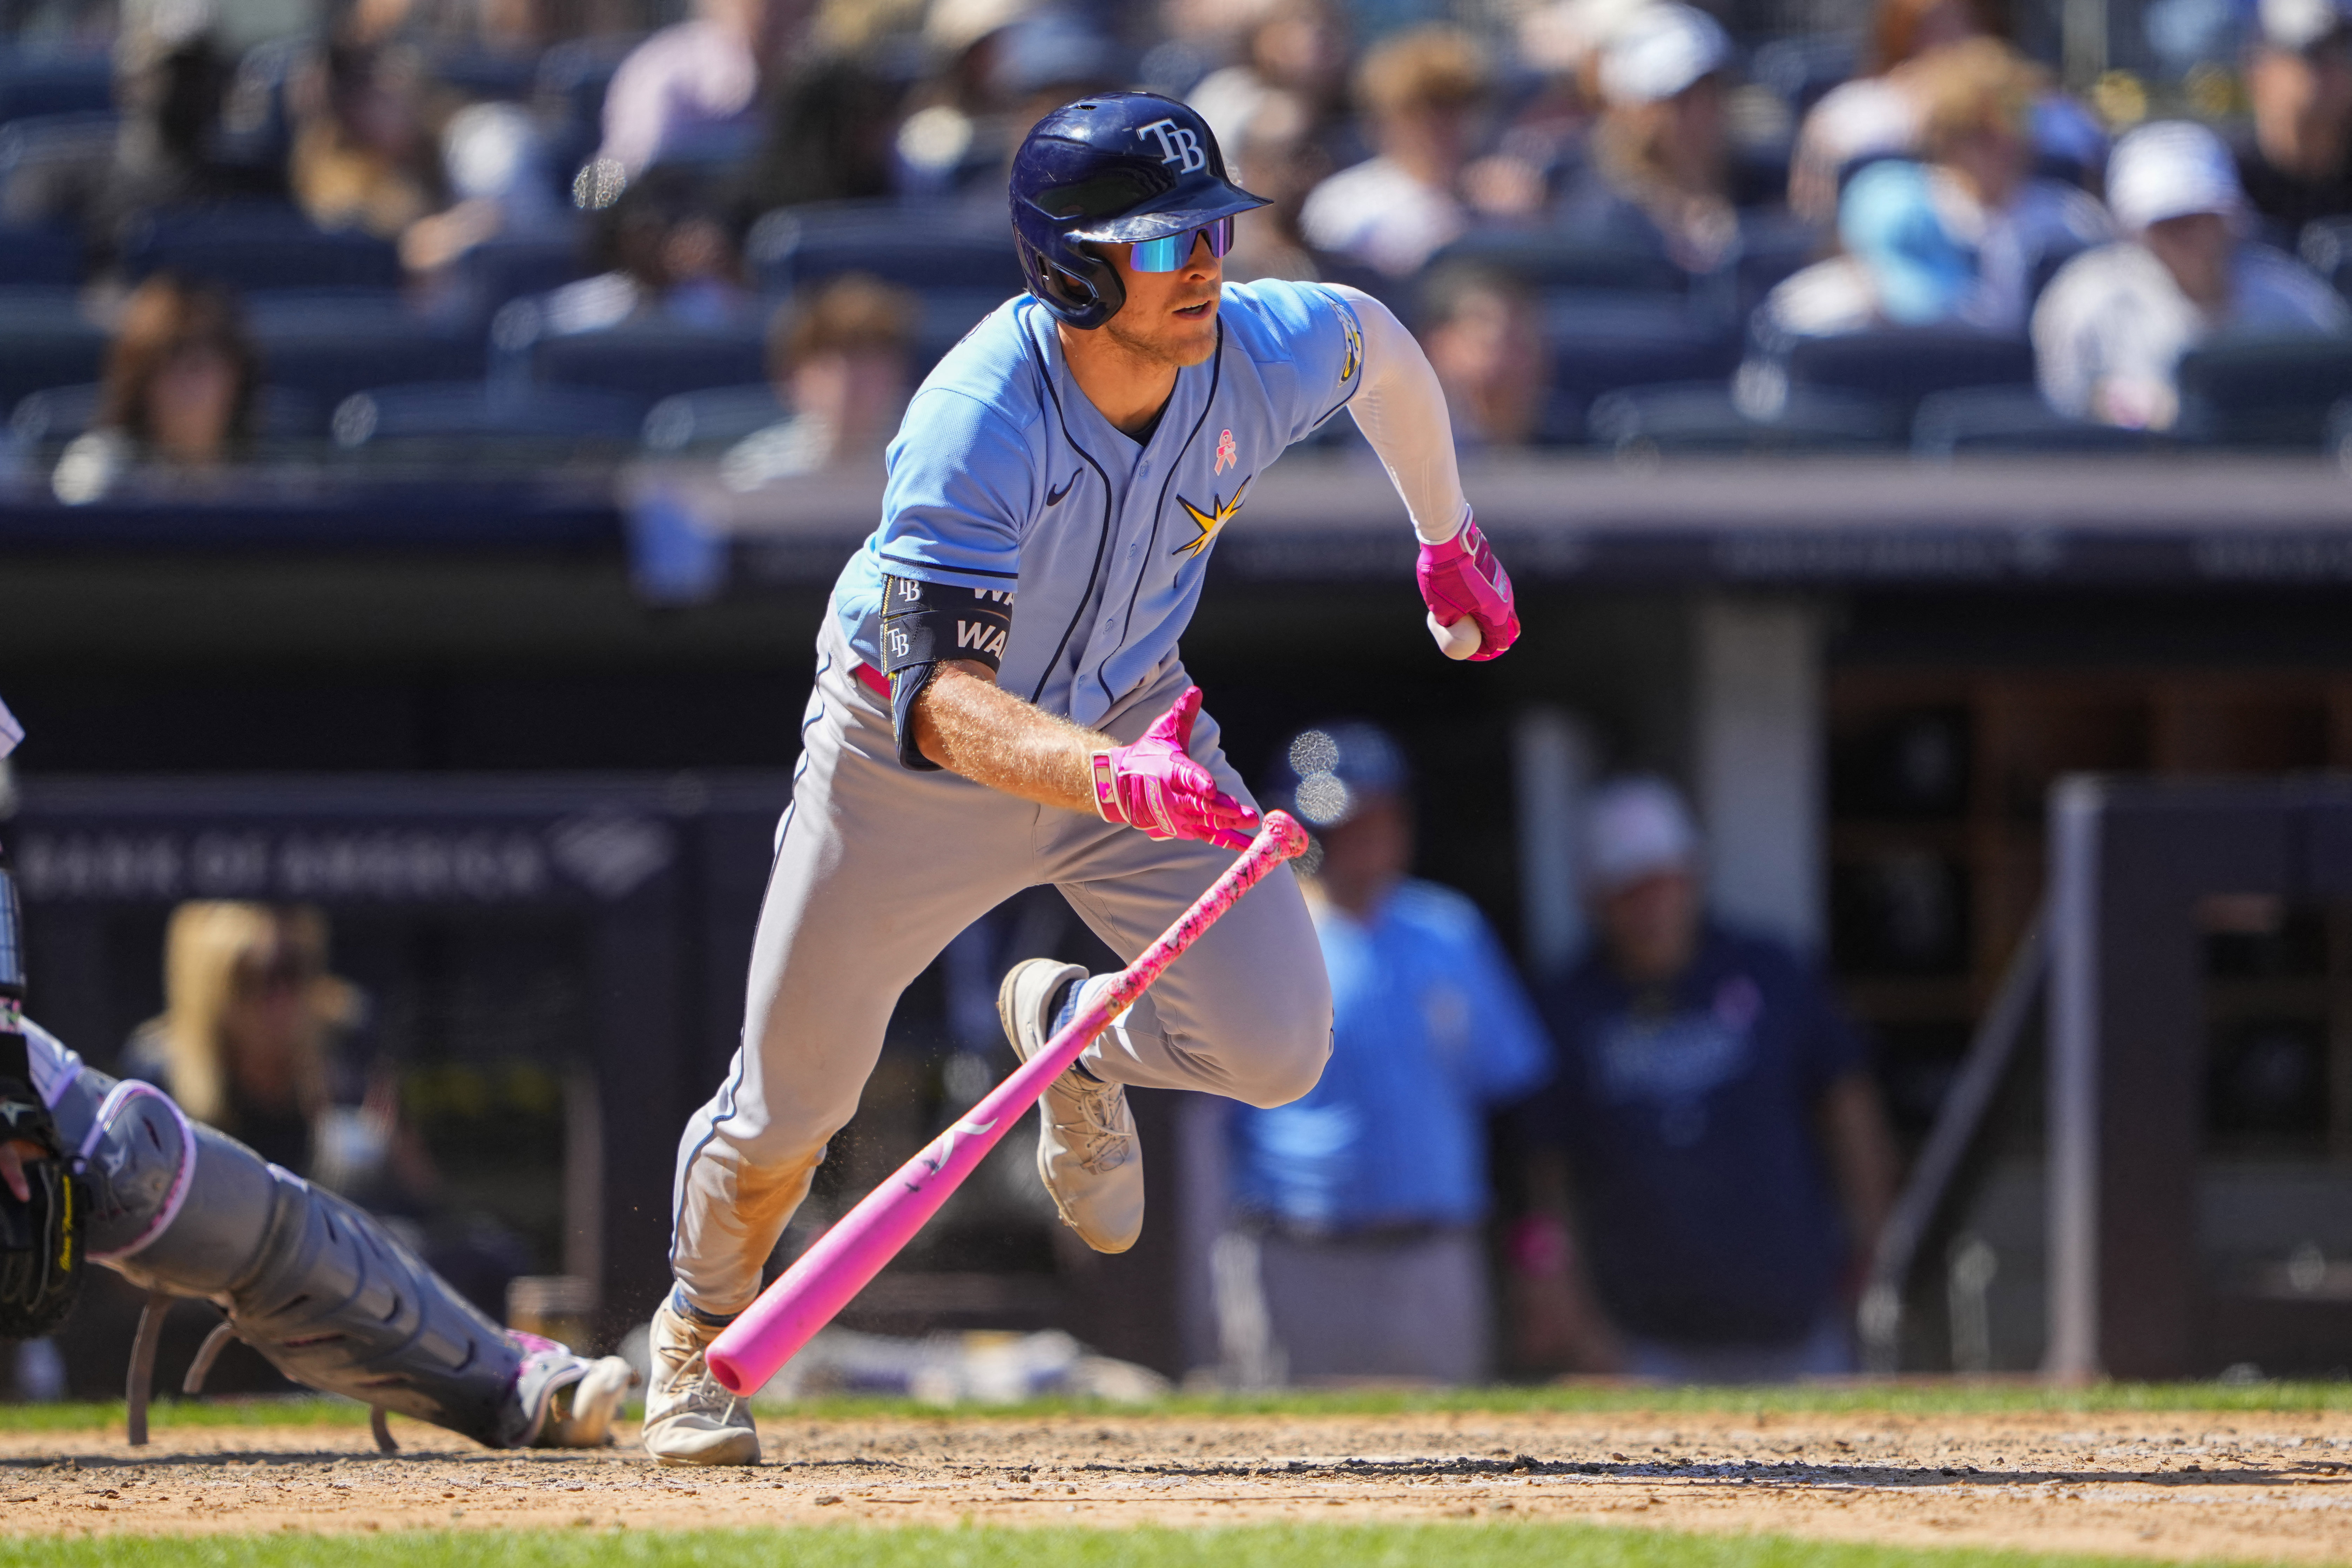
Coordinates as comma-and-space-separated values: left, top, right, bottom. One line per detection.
1010, 92, 1269, 330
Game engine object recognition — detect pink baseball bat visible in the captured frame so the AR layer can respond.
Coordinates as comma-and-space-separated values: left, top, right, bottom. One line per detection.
706, 809, 1312, 1396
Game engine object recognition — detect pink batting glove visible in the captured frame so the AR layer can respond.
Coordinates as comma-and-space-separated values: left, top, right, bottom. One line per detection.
1089, 686, 1260, 853
1416, 516, 1519, 662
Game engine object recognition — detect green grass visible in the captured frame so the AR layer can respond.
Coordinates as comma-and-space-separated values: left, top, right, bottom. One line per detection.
748, 1380, 2352, 1421
9, 1379, 2352, 1436
0, 1526, 2284, 1568
0, 1397, 372, 1433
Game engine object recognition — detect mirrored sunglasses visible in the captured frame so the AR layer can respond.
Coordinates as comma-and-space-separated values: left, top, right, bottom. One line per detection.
1128, 217, 1235, 273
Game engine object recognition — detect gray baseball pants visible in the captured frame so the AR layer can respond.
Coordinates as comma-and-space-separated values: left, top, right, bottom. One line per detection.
669, 611, 1333, 1316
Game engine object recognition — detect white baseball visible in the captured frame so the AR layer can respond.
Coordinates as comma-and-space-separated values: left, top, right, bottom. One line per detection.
1428, 611, 1482, 660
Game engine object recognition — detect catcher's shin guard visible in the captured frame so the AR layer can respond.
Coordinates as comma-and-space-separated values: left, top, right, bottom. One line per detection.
76, 1074, 532, 1447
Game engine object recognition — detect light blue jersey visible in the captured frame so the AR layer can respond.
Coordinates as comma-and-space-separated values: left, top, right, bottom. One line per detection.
831, 279, 1366, 729
1231, 880, 1552, 1232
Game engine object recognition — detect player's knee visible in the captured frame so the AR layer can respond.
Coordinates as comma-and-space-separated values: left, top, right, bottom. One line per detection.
1229, 982, 1333, 1109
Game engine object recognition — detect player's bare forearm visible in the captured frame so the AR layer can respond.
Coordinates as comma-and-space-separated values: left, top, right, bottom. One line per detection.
910, 660, 1108, 815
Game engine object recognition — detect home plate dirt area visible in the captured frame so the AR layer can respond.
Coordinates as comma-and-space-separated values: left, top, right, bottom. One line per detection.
5, 1406, 2352, 1559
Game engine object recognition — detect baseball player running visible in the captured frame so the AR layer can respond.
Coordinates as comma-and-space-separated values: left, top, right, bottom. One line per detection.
0, 696, 634, 1451
649, 90, 1520, 1465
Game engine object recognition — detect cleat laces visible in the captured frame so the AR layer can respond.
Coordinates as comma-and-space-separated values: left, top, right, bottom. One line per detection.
1053, 1074, 1134, 1175
660, 1339, 742, 1424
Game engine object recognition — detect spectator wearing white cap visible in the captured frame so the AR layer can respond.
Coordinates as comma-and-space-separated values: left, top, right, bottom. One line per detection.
2034, 120, 2347, 429
2235, 0, 2352, 241
1299, 24, 1490, 276
1510, 776, 1898, 1382
1554, 1, 1741, 276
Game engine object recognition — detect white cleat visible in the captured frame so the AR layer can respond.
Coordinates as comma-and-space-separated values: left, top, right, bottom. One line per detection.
510, 1335, 636, 1449
538, 1354, 636, 1448
640, 1300, 761, 1466
998, 957, 1144, 1254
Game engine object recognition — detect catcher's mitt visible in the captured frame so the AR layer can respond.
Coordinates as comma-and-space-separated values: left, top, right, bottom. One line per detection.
0, 1031, 85, 1340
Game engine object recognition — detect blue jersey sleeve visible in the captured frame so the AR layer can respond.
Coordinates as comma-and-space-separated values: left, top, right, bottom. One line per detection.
1460, 917, 1555, 1106
870, 386, 1037, 590
1221, 279, 1366, 446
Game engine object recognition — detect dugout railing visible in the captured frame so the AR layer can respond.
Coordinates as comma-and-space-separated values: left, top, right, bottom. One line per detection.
1867, 775, 2352, 1379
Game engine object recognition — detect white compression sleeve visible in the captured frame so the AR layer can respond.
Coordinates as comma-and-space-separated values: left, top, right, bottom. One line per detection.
1330, 286, 1471, 546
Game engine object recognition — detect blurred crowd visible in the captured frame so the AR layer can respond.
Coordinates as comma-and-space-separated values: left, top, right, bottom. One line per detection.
6, 0, 2352, 498
1211, 728, 1896, 1386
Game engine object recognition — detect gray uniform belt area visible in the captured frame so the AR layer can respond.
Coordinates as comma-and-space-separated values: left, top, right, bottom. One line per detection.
51, 1058, 530, 1447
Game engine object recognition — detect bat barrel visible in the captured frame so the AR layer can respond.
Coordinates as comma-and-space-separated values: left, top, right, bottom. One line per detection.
704, 811, 1308, 1396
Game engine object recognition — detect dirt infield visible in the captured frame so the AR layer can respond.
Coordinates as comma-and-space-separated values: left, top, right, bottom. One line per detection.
6, 1406, 2352, 1560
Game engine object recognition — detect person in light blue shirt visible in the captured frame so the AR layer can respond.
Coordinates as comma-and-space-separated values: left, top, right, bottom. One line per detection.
1221, 722, 1551, 1385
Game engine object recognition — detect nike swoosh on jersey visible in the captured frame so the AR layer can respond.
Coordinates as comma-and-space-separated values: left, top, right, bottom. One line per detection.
1046, 472, 1080, 506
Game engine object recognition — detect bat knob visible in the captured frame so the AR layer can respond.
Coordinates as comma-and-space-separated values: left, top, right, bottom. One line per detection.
1261, 811, 1311, 859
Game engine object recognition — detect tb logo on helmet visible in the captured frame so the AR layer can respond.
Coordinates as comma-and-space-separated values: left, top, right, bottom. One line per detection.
1135, 118, 1207, 173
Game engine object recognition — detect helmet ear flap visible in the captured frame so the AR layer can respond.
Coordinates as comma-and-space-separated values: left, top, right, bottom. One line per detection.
1016, 230, 1125, 330
1048, 254, 1124, 328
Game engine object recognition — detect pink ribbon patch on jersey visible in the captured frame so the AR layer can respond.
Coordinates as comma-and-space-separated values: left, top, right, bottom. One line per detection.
1215, 428, 1236, 474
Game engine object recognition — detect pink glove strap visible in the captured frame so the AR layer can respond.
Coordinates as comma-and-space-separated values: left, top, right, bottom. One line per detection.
1090, 751, 1122, 824
1090, 688, 1256, 849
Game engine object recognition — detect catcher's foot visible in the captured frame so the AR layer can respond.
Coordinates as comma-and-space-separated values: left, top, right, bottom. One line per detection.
998, 957, 1144, 1254
641, 1299, 761, 1466
508, 1335, 636, 1449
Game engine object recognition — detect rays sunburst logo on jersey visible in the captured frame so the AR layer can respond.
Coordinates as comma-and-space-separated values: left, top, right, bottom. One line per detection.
1171, 478, 1251, 559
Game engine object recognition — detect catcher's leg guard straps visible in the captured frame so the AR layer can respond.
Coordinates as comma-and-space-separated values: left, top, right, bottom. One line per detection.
80, 1081, 530, 1447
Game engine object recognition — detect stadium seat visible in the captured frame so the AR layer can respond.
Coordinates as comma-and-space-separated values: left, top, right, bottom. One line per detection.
247, 290, 489, 410
122, 203, 404, 291
2175, 335, 2352, 448
1428, 229, 1685, 296
0, 221, 79, 285
0, 45, 112, 125
748, 198, 1026, 296
213, 35, 305, 172
13, 381, 323, 443
449, 232, 591, 327
0, 110, 117, 227
1544, 296, 1742, 440
332, 381, 649, 455
1911, 387, 2168, 456
429, 49, 542, 102
642, 384, 788, 452
1731, 213, 1823, 319
512, 317, 768, 403
535, 35, 640, 183
1749, 32, 1859, 118
905, 287, 1016, 372
1777, 328, 2037, 424
1588, 381, 1900, 454
0, 287, 105, 414
2321, 396, 2352, 463
2301, 216, 2352, 305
